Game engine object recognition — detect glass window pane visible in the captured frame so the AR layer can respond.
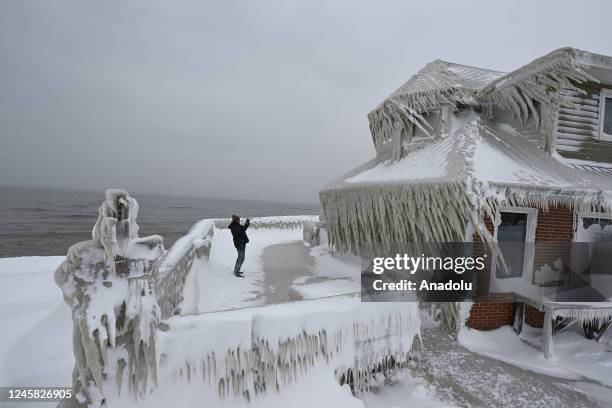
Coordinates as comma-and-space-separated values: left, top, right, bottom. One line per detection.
498, 212, 527, 242
604, 97, 612, 136
497, 212, 527, 278
574, 216, 612, 275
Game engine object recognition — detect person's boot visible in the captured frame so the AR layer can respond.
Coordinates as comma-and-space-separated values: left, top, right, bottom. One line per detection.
234, 271, 244, 278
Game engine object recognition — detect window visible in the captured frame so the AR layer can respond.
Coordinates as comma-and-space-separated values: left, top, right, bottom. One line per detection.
493, 208, 538, 279
580, 216, 612, 236
599, 89, 612, 142
497, 212, 527, 278
411, 110, 440, 140
573, 212, 612, 276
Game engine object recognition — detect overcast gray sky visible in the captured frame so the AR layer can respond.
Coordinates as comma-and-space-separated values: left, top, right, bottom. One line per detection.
1, 0, 612, 203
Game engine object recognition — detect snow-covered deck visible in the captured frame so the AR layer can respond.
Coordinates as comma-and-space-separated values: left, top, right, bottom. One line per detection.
179, 216, 361, 313
0, 215, 421, 407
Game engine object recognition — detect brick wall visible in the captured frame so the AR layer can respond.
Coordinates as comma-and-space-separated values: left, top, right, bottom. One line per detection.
533, 206, 573, 286
534, 206, 573, 241
466, 302, 514, 330
466, 205, 574, 331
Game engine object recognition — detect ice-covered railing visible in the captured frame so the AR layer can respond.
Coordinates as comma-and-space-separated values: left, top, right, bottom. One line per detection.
156, 215, 318, 318
211, 215, 318, 230
157, 220, 215, 318
54, 190, 324, 407
103, 295, 420, 406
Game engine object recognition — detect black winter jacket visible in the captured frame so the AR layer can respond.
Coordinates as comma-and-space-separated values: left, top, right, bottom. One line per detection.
228, 219, 250, 248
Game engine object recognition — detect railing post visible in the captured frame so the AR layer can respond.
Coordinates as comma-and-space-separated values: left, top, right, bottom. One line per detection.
55, 190, 163, 407
542, 306, 554, 359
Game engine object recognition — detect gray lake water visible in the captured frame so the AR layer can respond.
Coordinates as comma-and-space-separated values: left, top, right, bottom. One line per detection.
0, 186, 319, 257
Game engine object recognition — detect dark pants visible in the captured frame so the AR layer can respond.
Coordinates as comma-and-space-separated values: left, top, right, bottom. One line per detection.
234, 244, 246, 274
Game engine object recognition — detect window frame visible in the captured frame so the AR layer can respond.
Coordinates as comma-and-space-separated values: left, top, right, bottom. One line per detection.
571, 210, 612, 280
573, 210, 612, 242
492, 207, 538, 281
598, 88, 612, 142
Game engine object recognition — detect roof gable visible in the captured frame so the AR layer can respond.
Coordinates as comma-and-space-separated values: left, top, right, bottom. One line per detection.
367, 60, 504, 146
368, 48, 609, 154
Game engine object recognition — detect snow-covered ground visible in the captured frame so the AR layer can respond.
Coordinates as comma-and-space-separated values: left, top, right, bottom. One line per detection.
194, 226, 305, 312
2, 222, 612, 408
459, 324, 612, 385
0, 222, 384, 408
193, 225, 362, 312
0, 223, 362, 395
0, 256, 72, 389
411, 324, 608, 408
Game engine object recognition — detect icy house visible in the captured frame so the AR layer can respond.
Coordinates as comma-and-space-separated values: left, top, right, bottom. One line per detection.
319, 47, 612, 354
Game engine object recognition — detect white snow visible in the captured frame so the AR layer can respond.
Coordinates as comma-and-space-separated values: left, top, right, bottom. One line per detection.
570, 382, 612, 407
309, 244, 360, 279
290, 244, 360, 299
0, 248, 422, 408
159, 219, 214, 280
458, 324, 612, 386
196, 226, 304, 312
553, 152, 612, 170
292, 279, 359, 299
360, 371, 456, 408
108, 363, 364, 408
0, 256, 72, 388
345, 138, 450, 183
106, 296, 420, 407
4, 245, 612, 407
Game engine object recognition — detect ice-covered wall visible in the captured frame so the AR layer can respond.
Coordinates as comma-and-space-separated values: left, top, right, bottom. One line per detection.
103, 296, 420, 406
55, 190, 163, 407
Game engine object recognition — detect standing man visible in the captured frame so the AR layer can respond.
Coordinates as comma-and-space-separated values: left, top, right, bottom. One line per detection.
228, 214, 250, 277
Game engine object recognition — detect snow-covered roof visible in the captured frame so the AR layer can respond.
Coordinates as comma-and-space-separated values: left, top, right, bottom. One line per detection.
367, 48, 611, 149
555, 157, 612, 177
368, 60, 505, 145
327, 115, 612, 196
382, 60, 504, 102
320, 115, 612, 253
477, 48, 596, 130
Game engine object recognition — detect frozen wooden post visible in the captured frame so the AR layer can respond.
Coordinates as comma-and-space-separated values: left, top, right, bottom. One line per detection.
542, 306, 554, 359
55, 190, 164, 407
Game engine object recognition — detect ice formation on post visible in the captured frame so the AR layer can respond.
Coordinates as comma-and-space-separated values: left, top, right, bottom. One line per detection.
302, 220, 322, 247
55, 190, 164, 407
